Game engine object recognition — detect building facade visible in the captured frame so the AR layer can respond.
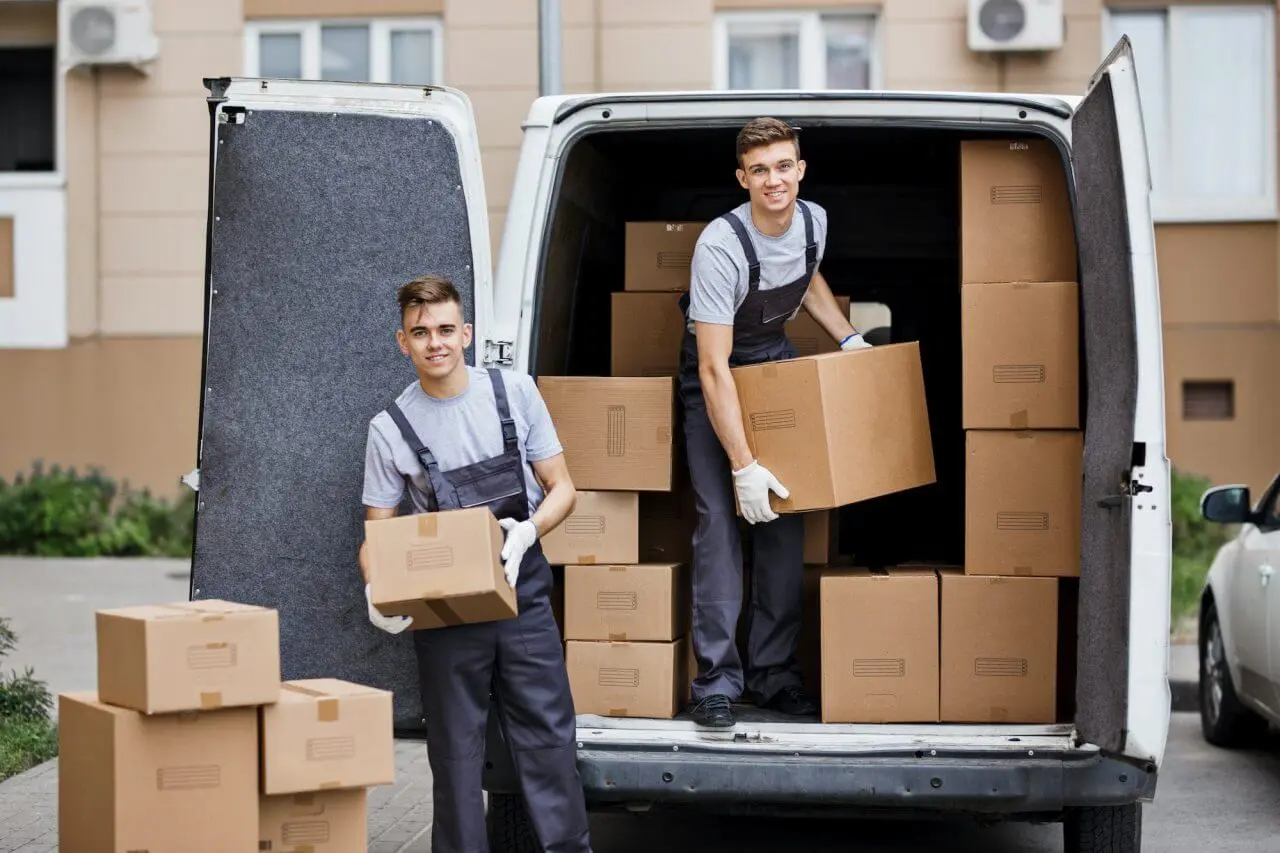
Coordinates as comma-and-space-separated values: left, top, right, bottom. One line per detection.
2, 0, 1277, 497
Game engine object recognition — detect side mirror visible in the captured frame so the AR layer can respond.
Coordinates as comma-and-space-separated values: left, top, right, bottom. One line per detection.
1201, 485, 1252, 525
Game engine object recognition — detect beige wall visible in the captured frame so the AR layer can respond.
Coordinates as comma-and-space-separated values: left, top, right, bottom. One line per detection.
0, 1, 56, 45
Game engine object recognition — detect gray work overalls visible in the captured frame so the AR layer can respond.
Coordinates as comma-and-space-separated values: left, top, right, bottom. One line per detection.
384, 368, 591, 853
678, 200, 816, 706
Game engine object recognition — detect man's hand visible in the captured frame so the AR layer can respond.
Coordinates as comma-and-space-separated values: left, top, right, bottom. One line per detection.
365, 584, 412, 634
498, 518, 538, 588
732, 460, 790, 524
840, 332, 871, 350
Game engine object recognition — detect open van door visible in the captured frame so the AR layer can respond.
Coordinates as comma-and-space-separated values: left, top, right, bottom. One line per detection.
1070, 39, 1172, 767
190, 79, 494, 731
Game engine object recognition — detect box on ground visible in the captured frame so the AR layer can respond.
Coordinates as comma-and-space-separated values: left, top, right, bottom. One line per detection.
260, 679, 395, 795
259, 788, 368, 853
58, 693, 258, 853
966, 430, 1082, 577
624, 221, 706, 291
803, 511, 838, 565
541, 490, 639, 565
820, 569, 939, 723
960, 139, 1077, 284
940, 573, 1058, 723
539, 376, 674, 491
639, 487, 696, 564
785, 297, 851, 357
566, 639, 687, 719
365, 507, 515, 629
564, 563, 688, 642
95, 600, 280, 714
962, 281, 1079, 429
611, 292, 686, 377
732, 344, 936, 513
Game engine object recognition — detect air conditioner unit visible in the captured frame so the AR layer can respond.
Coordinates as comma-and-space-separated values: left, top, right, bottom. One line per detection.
59, 0, 160, 70
968, 0, 1064, 52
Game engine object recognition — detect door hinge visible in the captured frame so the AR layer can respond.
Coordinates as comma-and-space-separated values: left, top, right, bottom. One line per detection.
483, 339, 514, 368
1097, 477, 1154, 509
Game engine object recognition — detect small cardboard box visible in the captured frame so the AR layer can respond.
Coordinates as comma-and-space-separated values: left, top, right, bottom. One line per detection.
624, 221, 706, 291
566, 639, 687, 719
96, 600, 281, 715
259, 789, 368, 853
962, 281, 1079, 429
365, 508, 517, 629
965, 431, 1082, 577
541, 490, 640, 565
820, 569, 939, 723
539, 376, 674, 491
58, 693, 258, 853
940, 573, 1058, 723
731, 344, 936, 512
961, 139, 1078, 285
785, 297, 851, 357
639, 487, 696, 564
803, 510, 838, 565
564, 563, 688, 642
260, 680, 395, 795
611, 292, 686, 377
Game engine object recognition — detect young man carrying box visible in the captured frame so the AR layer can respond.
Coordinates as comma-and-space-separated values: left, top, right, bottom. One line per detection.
680, 118, 869, 728
358, 276, 593, 853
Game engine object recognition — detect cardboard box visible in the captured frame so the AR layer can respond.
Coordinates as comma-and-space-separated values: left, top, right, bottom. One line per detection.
95, 600, 280, 715
541, 491, 640, 565
731, 344, 936, 513
961, 139, 1078, 285
260, 789, 368, 853
564, 563, 688, 642
966, 431, 1082, 577
566, 639, 686, 719
940, 573, 1058, 723
365, 508, 517, 629
624, 221, 706, 291
962, 281, 1079, 429
803, 511, 838, 565
539, 376, 674, 491
58, 693, 258, 853
260, 679, 395, 795
785, 297, 851, 357
611, 292, 686, 377
639, 487, 696, 564
820, 569, 939, 723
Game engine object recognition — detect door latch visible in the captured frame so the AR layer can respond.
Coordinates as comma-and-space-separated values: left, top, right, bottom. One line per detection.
1097, 478, 1154, 509
483, 339, 514, 368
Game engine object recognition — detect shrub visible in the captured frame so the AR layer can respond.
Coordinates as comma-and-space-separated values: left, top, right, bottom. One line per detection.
0, 617, 58, 781
1169, 467, 1233, 621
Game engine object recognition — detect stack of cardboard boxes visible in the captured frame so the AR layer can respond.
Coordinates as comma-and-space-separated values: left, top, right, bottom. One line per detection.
59, 600, 394, 852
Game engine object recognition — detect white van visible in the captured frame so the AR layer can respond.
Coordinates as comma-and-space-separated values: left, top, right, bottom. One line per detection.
192, 37, 1170, 853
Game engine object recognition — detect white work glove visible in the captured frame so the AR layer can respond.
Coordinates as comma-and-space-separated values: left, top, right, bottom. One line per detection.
732, 460, 790, 525
365, 583, 412, 634
840, 332, 872, 350
498, 518, 538, 588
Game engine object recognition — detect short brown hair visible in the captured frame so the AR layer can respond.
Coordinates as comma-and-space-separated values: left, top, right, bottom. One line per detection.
736, 117, 799, 167
397, 274, 462, 320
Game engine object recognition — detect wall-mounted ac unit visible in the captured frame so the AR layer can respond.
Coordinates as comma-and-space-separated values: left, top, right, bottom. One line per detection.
59, 0, 160, 71
968, 0, 1064, 52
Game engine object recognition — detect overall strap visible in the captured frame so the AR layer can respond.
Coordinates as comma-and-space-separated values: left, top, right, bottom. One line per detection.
486, 368, 518, 452
797, 199, 817, 273
721, 210, 761, 291
384, 402, 439, 512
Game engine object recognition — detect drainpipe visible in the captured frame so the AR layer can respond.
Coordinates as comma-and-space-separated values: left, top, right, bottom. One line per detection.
539, 0, 563, 96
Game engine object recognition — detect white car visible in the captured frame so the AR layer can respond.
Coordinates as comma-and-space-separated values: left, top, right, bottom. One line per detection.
1198, 474, 1280, 745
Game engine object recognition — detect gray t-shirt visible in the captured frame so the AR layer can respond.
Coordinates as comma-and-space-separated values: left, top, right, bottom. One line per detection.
362, 367, 563, 516
687, 200, 828, 329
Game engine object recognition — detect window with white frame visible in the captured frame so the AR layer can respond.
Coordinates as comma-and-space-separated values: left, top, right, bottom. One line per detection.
1105, 5, 1276, 222
714, 11, 880, 91
245, 18, 443, 85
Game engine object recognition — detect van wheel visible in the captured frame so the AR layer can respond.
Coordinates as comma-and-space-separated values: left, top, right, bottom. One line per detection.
1200, 602, 1267, 747
1063, 804, 1141, 852
485, 793, 543, 853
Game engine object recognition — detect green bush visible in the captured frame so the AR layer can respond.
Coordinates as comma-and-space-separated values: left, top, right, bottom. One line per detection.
1169, 467, 1233, 622
0, 617, 57, 781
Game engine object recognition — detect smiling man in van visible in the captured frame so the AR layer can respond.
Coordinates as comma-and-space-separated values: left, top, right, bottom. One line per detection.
680, 118, 868, 728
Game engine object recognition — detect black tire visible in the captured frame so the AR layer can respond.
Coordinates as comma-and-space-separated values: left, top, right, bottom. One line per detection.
1199, 601, 1267, 748
1063, 804, 1142, 852
485, 792, 543, 853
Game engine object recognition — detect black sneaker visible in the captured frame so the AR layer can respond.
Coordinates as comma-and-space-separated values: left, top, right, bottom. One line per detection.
763, 685, 818, 716
688, 694, 735, 728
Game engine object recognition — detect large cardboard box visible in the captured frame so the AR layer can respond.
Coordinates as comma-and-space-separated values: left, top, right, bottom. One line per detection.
365, 508, 517, 629
785, 297, 851, 357
95, 600, 280, 715
539, 376, 674, 491
541, 490, 639, 565
566, 639, 686, 719
940, 573, 1058, 723
803, 510, 838, 565
731, 344, 936, 512
259, 789, 368, 853
961, 139, 1078, 285
611, 292, 686, 377
639, 487, 696, 564
260, 679, 396, 795
962, 281, 1079, 429
966, 431, 1082, 577
58, 693, 258, 853
624, 221, 706, 291
564, 563, 688, 642
820, 569, 939, 723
